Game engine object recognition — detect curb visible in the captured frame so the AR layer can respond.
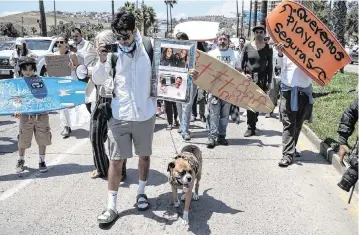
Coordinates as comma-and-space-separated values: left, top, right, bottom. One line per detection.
301, 124, 358, 193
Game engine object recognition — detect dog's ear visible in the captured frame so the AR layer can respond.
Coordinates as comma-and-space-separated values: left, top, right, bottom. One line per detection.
167, 161, 175, 172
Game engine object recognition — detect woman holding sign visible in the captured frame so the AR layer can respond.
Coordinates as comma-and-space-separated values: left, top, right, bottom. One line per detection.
54, 35, 90, 138
240, 25, 273, 137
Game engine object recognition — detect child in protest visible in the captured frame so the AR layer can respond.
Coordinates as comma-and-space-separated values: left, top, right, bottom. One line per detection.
15, 57, 52, 173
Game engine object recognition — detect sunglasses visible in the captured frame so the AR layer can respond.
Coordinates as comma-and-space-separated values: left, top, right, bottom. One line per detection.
115, 33, 131, 41
56, 41, 65, 44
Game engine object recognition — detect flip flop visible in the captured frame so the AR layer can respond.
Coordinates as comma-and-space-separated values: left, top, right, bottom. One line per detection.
97, 208, 118, 224
136, 194, 150, 211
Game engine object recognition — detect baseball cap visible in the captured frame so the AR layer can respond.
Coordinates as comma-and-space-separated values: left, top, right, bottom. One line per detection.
15, 37, 26, 45
19, 57, 36, 66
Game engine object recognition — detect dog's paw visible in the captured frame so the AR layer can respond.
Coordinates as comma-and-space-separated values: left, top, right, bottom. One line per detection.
180, 194, 186, 201
192, 193, 199, 201
174, 199, 181, 208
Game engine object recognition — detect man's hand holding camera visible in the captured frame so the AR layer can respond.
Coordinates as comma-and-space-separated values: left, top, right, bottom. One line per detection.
338, 144, 351, 166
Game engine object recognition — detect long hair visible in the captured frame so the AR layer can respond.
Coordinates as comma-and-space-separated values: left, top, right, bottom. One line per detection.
17, 43, 28, 56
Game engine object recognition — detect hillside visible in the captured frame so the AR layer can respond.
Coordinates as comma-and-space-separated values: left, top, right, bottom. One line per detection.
0, 11, 111, 34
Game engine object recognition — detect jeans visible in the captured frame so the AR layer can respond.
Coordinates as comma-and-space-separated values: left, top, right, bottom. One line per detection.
207, 95, 231, 139
176, 84, 197, 135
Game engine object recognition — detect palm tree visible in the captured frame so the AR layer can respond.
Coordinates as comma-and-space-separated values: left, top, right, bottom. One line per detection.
332, 0, 347, 73
142, 5, 157, 36
39, 0, 47, 36
253, 0, 258, 27
119, 1, 143, 30
248, 0, 252, 38
260, 0, 267, 29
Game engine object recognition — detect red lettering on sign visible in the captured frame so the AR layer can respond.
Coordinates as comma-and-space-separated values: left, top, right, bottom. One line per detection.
198, 62, 213, 78
218, 77, 235, 93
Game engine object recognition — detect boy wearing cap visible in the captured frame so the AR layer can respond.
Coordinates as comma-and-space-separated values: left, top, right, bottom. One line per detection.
15, 57, 51, 173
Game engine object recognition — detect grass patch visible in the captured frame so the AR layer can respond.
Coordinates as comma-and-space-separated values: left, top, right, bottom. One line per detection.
306, 72, 358, 149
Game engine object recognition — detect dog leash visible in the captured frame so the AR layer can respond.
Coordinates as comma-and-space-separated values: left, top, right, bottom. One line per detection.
169, 129, 179, 154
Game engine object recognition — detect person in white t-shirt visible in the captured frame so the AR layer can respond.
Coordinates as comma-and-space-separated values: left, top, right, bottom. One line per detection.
275, 43, 313, 167
206, 31, 241, 148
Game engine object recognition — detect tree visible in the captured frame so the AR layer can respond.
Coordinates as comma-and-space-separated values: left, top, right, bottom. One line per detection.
30, 27, 37, 35
346, 1, 358, 42
0, 22, 20, 37
332, 0, 347, 73
39, 0, 47, 36
260, 0, 267, 29
142, 5, 157, 36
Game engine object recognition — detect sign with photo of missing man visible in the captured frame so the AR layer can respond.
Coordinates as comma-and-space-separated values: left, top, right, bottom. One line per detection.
150, 38, 197, 103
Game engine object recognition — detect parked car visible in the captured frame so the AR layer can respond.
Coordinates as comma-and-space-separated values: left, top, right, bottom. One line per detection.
0, 41, 15, 51
0, 37, 57, 79
350, 45, 358, 64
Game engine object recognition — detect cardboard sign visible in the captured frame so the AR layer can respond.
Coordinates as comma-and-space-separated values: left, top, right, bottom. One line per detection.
45, 54, 71, 77
194, 50, 274, 113
266, 0, 351, 86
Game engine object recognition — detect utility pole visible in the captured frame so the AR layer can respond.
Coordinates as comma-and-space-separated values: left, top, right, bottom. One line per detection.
241, 0, 244, 36
54, 0, 57, 27
21, 16, 24, 36
248, 0, 252, 38
236, 0, 239, 38
112, 0, 115, 20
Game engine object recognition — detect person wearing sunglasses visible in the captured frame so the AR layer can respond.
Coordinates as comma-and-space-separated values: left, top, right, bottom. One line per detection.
9, 37, 34, 78
240, 25, 273, 137
54, 35, 90, 138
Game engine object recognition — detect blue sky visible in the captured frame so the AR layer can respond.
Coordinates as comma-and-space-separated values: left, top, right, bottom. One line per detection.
0, 0, 252, 19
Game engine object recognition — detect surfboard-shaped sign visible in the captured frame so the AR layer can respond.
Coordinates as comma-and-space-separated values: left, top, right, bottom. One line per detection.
0, 77, 87, 116
266, 0, 351, 86
194, 50, 274, 113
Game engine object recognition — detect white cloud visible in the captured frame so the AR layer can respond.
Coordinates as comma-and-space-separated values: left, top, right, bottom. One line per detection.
0, 11, 22, 17
206, 0, 250, 16
157, 11, 167, 20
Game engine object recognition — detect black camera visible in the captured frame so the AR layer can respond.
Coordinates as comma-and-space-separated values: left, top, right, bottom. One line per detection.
104, 44, 118, 53
337, 143, 358, 192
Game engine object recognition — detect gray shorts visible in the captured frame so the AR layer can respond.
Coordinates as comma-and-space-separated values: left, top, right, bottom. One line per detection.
108, 115, 156, 160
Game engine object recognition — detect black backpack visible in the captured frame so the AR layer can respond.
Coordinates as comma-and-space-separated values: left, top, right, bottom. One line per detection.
110, 36, 153, 79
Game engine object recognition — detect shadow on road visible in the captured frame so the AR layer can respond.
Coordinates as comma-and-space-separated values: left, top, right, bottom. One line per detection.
154, 123, 166, 133
226, 138, 281, 147
121, 168, 168, 187
293, 150, 330, 166
0, 137, 18, 156
71, 128, 89, 139
0, 163, 94, 181
0, 120, 16, 126
99, 188, 244, 233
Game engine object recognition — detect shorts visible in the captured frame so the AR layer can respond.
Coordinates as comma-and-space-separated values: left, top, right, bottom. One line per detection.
108, 115, 156, 160
18, 114, 52, 149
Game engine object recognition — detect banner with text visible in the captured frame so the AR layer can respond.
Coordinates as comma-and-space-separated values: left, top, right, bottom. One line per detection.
266, 0, 351, 86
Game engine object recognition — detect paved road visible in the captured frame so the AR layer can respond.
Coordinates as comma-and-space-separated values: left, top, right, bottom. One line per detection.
345, 63, 358, 73
0, 109, 357, 235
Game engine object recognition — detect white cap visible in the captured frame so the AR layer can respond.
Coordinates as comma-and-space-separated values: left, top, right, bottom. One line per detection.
15, 37, 26, 45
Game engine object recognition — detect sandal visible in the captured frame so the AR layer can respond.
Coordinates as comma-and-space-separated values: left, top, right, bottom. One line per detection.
97, 208, 118, 224
91, 170, 101, 179
136, 194, 150, 211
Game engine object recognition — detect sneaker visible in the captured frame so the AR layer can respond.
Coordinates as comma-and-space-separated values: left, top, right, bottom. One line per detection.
174, 120, 179, 127
61, 126, 71, 138
294, 149, 301, 158
244, 129, 255, 137
16, 160, 25, 173
39, 162, 48, 173
166, 124, 173, 130
182, 134, 191, 141
217, 137, 229, 146
206, 138, 216, 149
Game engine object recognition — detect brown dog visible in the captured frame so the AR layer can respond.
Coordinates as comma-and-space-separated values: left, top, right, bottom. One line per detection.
167, 145, 202, 225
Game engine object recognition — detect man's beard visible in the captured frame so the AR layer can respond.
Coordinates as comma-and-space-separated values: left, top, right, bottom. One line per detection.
218, 43, 229, 51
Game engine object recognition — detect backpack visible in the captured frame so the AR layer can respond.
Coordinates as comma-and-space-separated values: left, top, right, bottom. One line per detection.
110, 36, 153, 79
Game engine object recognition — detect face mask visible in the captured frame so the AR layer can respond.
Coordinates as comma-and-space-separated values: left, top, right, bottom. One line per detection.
118, 41, 135, 55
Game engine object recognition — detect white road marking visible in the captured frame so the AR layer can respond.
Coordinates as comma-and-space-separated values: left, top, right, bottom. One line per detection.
0, 138, 88, 201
